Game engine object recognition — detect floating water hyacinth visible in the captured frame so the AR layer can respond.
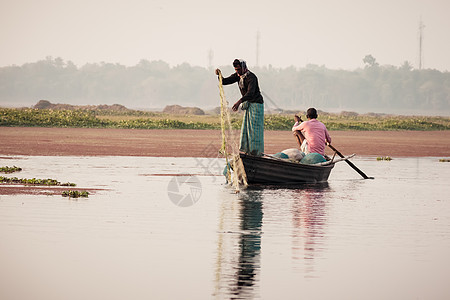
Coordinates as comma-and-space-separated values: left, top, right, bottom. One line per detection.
62, 190, 89, 198
1, 108, 449, 131
377, 156, 392, 161
0, 166, 22, 173
0, 176, 76, 186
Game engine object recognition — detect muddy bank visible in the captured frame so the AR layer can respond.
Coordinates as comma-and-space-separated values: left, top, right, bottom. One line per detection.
0, 127, 449, 157
0, 185, 103, 196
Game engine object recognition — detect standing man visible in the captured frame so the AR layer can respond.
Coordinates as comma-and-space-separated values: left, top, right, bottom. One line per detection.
292, 108, 331, 156
216, 59, 264, 156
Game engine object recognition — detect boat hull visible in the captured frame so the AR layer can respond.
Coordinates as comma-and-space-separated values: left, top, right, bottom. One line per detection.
240, 153, 334, 185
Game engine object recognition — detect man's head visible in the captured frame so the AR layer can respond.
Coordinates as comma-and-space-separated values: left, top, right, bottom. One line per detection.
233, 59, 247, 76
306, 108, 318, 119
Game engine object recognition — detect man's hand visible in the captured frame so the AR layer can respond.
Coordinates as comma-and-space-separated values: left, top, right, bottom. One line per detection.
294, 114, 303, 123
232, 99, 242, 111
215, 68, 221, 76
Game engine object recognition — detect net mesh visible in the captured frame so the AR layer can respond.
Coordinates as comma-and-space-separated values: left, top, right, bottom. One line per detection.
217, 70, 248, 191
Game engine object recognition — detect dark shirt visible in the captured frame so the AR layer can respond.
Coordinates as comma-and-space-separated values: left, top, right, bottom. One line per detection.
222, 71, 264, 104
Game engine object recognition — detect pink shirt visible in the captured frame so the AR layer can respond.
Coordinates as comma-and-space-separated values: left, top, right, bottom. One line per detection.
292, 119, 331, 155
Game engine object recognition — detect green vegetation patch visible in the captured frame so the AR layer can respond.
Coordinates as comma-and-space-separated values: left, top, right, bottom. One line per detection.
0, 166, 22, 173
377, 156, 393, 161
0, 108, 109, 128
264, 115, 292, 130
379, 119, 448, 130
62, 190, 89, 198
114, 118, 219, 130
1, 108, 449, 131
0, 176, 76, 186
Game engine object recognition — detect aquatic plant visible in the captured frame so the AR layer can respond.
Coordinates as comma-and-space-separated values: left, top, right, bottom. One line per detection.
62, 190, 89, 198
0, 108, 109, 128
114, 118, 219, 130
264, 115, 292, 130
439, 159, 450, 162
1, 108, 449, 131
0, 166, 22, 173
0, 176, 76, 186
377, 156, 393, 161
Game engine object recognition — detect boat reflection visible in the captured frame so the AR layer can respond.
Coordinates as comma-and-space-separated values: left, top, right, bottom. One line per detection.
249, 182, 330, 275
214, 183, 330, 298
290, 185, 329, 275
214, 189, 263, 299
232, 190, 263, 296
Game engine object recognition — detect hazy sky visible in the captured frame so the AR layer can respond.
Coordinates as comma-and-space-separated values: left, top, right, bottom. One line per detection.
1, 0, 449, 71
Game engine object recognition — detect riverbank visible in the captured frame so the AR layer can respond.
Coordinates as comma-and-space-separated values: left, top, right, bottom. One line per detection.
1, 127, 449, 157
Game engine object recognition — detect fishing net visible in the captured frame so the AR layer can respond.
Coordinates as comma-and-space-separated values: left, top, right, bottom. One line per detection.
300, 153, 327, 164
217, 70, 248, 192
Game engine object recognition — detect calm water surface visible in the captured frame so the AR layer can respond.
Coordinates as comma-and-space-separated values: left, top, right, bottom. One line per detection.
0, 155, 449, 300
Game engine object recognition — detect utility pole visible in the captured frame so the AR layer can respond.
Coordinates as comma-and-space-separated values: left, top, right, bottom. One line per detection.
418, 18, 425, 70
207, 48, 214, 70
256, 30, 260, 67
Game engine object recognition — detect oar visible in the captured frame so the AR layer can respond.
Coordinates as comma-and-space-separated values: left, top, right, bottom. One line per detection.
295, 133, 372, 179
327, 143, 374, 179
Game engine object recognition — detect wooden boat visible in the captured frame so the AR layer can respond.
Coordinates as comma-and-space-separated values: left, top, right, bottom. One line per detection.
239, 153, 335, 185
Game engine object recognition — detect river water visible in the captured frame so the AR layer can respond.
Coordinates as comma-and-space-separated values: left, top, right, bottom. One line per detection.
0, 155, 449, 300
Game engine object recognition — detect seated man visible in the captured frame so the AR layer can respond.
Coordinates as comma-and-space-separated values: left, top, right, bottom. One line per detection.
292, 107, 331, 156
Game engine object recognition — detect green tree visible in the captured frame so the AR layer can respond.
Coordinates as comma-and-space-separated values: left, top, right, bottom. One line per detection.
363, 54, 379, 67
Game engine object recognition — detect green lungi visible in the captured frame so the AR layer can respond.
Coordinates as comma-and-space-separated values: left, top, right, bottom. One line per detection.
240, 102, 264, 156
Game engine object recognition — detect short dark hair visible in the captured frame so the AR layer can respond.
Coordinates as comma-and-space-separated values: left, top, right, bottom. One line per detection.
306, 108, 318, 119
233, 59, 241, 67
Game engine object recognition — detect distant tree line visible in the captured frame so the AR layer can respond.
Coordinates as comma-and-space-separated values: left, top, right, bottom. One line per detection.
0, 56, 449, 114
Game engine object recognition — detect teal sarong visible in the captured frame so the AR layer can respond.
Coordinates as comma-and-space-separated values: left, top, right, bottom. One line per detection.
240, 102, 264, 156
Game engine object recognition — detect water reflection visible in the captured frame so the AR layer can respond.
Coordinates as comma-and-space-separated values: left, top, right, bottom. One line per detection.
214, 184, 331, 298
290, 185, 329, 275
3, 156, 450, 299
233, 190, 263, 297
214, 189, 263, 299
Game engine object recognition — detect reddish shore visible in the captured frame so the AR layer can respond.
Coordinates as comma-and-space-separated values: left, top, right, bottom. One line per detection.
1, 127, 449, 157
